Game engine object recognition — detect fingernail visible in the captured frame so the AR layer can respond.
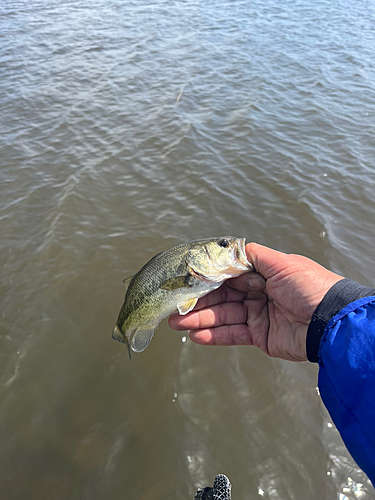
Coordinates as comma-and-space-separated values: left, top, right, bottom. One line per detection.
247, 275, 266, 290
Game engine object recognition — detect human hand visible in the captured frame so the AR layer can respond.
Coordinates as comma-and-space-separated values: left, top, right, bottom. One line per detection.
169, 243, 343, 361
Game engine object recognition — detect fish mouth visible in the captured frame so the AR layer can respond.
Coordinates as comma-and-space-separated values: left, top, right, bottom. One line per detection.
216, 238, 252, 278
233, 238, 253, 271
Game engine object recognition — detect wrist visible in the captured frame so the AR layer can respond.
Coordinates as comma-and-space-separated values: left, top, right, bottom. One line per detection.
306, 279, 375, 362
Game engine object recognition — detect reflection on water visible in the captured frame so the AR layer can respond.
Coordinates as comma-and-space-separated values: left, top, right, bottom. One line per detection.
1, 0, 375, 498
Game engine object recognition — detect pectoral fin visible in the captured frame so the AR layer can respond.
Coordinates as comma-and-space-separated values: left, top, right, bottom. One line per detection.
177, 297, 198, 315
131, 327, 157, 353
160, 273, 195, 291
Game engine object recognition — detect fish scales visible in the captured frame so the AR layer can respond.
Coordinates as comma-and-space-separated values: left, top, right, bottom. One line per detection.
112, 237, 253, 357
117, 244, 193, 325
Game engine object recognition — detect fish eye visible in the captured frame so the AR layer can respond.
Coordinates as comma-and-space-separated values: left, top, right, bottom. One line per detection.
217, 238, 229, 248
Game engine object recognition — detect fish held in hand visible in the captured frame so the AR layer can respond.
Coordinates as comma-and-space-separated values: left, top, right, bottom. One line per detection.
112, 237, 253, 357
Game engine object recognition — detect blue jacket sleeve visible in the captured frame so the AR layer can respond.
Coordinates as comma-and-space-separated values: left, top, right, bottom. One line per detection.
306, 279, 375, 484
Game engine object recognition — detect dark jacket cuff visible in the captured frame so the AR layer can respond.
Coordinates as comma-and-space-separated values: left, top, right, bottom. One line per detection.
306, 279, 375, 363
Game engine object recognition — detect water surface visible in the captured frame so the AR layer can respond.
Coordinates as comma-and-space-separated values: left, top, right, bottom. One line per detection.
1, 0, 375, 498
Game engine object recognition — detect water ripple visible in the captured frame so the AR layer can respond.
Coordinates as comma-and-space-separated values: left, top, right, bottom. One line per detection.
1, 0, 375, 498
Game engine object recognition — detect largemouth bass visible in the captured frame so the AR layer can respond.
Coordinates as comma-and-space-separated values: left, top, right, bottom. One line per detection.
112, 236, 252, 357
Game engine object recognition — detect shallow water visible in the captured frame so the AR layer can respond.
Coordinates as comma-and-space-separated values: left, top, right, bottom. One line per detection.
1, 0, 375, 498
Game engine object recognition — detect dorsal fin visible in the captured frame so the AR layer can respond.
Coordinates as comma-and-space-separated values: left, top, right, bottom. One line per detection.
122, 276, 133, 292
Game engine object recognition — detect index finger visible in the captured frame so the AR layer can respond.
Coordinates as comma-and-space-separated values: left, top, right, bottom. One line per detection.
168, 284, 246, 331
189, 283, 247, 311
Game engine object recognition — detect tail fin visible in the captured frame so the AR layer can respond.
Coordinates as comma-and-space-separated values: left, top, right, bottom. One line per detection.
131, 327, 156, 353
112, 325, 132, 360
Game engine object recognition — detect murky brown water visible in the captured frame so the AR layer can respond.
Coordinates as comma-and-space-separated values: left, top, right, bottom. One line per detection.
1, 0, 375, 498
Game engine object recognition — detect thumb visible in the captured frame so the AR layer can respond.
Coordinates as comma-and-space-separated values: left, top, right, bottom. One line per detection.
245, 243, 290, 279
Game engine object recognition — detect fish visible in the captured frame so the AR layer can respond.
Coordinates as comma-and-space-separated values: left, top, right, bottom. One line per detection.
112, 236, 253, 357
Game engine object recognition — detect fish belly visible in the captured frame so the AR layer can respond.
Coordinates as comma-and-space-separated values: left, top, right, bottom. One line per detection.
125, 280, 221, 353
